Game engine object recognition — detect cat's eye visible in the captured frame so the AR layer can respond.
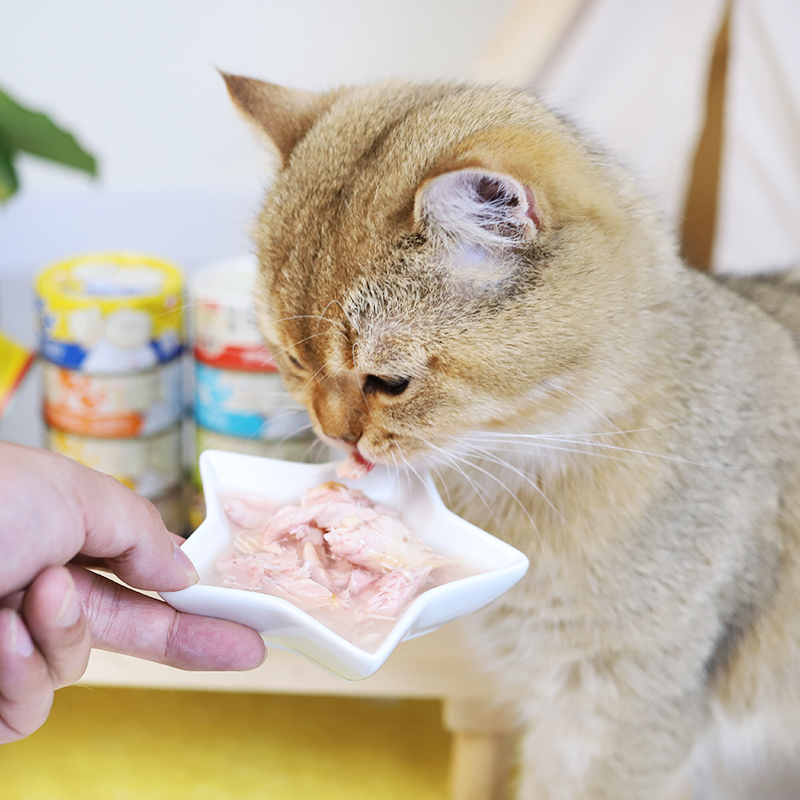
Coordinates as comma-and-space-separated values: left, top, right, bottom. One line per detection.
287, 354, 305, 371
364, 375, 410, 396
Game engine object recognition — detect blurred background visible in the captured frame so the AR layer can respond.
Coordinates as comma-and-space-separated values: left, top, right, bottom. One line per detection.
1, 0, 517, 274
2, 2, 799, 798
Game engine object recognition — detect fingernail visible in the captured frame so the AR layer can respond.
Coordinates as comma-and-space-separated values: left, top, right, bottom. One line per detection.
56, 574, 82, 628
10, 613, 34, 658
173, 542, 199, 584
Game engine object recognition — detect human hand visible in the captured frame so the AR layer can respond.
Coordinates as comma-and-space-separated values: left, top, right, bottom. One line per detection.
0, 442, 266, 743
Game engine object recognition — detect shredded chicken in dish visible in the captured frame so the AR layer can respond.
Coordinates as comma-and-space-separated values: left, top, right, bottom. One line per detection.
214, 481, 452, 646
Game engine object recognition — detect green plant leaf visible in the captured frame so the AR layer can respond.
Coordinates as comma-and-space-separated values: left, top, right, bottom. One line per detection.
0, 134, 19, 202
0, 87, 97, 177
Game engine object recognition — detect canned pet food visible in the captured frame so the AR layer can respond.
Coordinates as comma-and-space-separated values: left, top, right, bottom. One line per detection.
36, 252, 184, 374
193, 361, 310, 440
0, 332, 35, 420
189, 255, 277, 371
43, 358, 184, 438
46, 424, 183, 499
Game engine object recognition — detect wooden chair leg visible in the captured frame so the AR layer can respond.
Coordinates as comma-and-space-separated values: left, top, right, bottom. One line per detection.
443, 699, 516, 800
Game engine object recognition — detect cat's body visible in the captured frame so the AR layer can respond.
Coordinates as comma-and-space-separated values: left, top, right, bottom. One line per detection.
223, 75, 800, 799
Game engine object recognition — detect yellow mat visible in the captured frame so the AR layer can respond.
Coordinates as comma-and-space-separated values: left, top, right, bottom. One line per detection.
0, 686, 450, 800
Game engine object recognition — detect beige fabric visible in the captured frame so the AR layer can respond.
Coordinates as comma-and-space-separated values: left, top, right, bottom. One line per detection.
714, 0, 800, 274
476, 0, 800, 275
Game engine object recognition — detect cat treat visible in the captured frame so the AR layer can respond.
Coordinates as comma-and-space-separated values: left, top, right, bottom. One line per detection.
212, 481, 459, 649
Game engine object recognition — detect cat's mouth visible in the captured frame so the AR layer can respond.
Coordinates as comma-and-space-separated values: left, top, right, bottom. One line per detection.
318, 432, 377, 479
335, 448, 376, 481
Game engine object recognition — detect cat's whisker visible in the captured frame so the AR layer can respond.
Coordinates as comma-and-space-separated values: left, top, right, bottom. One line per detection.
429, 461, 455, 508
387, 448, 402, 491
253, 414, 316, 448
299, 358, 336, 397
307, 436, 329, 462
454, 439, 566, 524
313, 300, 351, 336
399, 450, 430, 498
425, 441, 551, 575
469, 431, 720, 469
271, 330, 342, 363
538, 417, 696, 439
422, 442, 504, 531
461, 433, 640, 465
546, 384, 632, 441
270, 312, 348, 338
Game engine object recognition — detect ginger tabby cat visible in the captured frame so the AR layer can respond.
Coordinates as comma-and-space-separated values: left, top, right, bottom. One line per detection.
223, 73, 800, 799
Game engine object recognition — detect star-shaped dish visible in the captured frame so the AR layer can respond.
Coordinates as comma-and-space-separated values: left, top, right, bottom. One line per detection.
161, 449, 529, 680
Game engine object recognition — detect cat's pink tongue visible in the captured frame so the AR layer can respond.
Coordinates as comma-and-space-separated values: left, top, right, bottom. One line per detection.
335, 450, 375, 481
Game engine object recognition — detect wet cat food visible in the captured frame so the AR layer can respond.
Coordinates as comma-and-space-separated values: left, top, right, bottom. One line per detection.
211, 481, 463, 649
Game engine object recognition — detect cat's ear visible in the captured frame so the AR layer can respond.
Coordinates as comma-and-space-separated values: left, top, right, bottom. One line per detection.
414, 169, 542, 251
221, 72, 332, 165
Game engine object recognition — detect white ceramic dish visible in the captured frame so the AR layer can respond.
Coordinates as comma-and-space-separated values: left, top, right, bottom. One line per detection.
160, 450, 529, 680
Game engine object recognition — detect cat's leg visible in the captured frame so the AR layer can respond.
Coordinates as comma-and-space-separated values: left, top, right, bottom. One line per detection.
510, 662, 707, 800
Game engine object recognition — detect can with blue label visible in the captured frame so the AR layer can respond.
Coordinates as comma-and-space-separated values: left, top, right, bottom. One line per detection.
193, 361, 311, 440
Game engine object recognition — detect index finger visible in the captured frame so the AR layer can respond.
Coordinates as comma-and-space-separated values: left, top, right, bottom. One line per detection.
71, 567, 267, 671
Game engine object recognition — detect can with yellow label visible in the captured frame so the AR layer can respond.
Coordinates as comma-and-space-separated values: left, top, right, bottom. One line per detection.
36, 252, 184, 374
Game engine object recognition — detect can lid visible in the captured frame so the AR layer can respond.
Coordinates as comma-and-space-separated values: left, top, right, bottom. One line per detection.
189, 254, 259, 307
37, 252, 184, 309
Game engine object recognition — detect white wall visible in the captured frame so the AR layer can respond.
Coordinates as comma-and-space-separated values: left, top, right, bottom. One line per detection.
0, 0, 513, 279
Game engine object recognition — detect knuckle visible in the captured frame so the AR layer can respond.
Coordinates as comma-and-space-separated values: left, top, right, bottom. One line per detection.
162, 612, 189, 668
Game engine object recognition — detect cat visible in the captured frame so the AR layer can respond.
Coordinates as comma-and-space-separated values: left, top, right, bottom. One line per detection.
222, 72, 800, 800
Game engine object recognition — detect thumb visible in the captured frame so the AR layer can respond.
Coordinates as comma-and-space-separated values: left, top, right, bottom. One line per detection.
84, 490, 199, 591
66, 458, 198, 592
0, 442, 198, 595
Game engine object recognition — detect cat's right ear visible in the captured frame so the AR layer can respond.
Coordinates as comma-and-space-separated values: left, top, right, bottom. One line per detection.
220, 72, 332, 166
414, 168, 542, 252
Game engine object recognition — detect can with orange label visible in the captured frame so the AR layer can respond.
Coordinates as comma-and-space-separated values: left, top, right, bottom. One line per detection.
42, 359, 184, 438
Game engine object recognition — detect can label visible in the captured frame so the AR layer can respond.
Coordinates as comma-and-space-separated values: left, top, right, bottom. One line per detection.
46, 425, 183, 499
0, 332, 35, 419
36, 252, 184, 374
193, 362, 310, 440
43, 359, 184, 437
193, 342, 277, 372
190, 256, 277, 372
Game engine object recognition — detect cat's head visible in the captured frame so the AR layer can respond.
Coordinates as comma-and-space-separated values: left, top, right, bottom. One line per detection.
224, 74, 672, 470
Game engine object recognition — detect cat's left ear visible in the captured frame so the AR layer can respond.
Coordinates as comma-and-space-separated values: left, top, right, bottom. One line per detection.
414, 169, 542, 250
221, 71, 334, 166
